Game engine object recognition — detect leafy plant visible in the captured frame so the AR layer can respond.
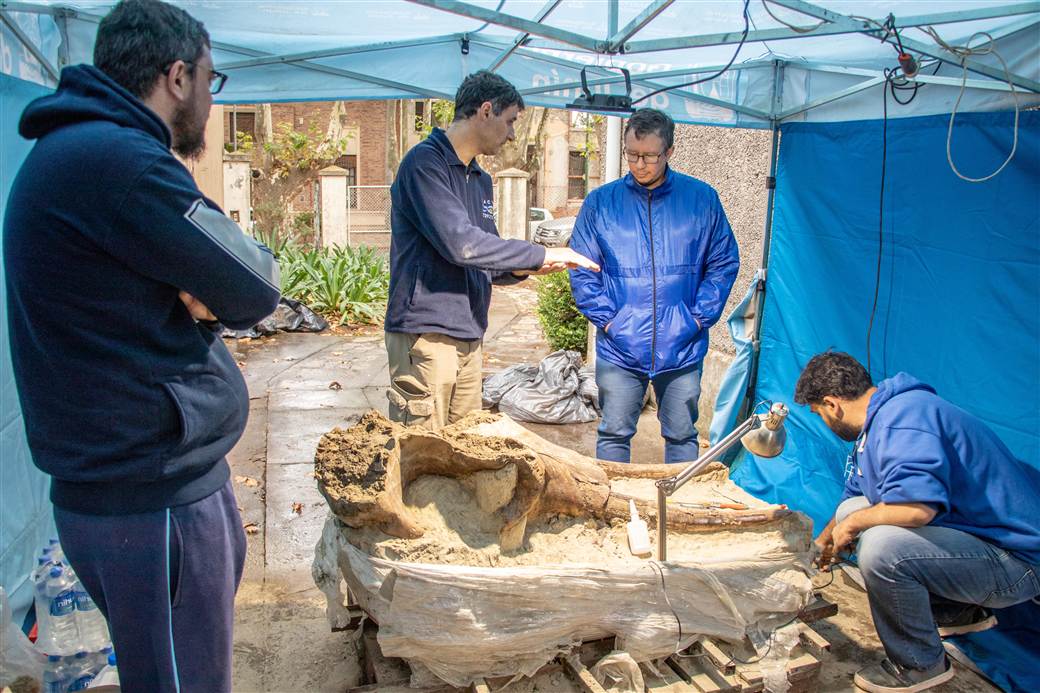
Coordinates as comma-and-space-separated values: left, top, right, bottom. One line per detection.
535, 272, 588, 356
254, 233, 389, 326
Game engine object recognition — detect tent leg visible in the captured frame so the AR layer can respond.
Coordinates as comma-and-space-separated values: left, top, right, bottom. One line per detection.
737, 122, 781, 424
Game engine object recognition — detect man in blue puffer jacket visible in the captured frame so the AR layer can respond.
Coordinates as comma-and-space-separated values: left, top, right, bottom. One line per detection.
570, 109, 739, 463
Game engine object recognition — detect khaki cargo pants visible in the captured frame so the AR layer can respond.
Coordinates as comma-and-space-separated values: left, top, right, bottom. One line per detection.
384, 332, 483, 430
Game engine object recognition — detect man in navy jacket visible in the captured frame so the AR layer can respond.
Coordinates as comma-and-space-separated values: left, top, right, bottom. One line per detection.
796, 352, 1040, 693
385, 71, 598, 429
570, 109, 739, 463
3, 1, 279, 690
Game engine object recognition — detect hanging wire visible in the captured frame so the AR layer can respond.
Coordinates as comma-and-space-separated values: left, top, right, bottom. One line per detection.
921, 28, 1020, 183
632, 0, 751, 105
760, 0, 826, 33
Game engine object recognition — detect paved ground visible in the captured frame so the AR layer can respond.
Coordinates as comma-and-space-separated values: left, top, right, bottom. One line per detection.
224, 284, 997, 693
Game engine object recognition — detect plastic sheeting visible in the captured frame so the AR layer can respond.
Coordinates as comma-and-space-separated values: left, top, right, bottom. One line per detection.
708, 272, 761, 450
482, 350, 598, 424
730, 110, 1040, 691
0, 72, 56, 623
312, 514, 812, 688
1, 2, 1037, 127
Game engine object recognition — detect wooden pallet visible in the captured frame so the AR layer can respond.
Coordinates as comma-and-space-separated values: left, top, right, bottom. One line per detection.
347, 594, 835, 693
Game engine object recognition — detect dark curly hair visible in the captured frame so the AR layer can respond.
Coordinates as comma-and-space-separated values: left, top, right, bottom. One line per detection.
94, 0, 210, 99
794, 351, 874, 405
454, 71, 524, 120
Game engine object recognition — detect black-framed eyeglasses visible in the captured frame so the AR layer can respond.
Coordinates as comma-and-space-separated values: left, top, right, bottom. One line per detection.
164, 60, 228, 95
623, 149, 665, 164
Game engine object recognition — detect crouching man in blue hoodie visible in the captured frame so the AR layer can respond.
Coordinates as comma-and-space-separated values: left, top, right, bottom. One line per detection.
3, 1, 280, 690
794, 352, 1040, 693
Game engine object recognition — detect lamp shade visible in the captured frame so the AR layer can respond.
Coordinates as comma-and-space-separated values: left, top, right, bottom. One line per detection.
741, 403, 789, 458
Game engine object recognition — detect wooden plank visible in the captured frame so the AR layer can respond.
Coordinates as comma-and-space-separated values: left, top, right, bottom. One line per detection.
361, 620, 411, 686
642, 661, 696, 692
666, 655, 739, 693
797, 624, 831, 658
470, 680, 492, 693
331, 604, 366, 632
785, 653, 821, 682
796, 594, 838, 623
563, 655, 609, 693
696, 640, 735, 675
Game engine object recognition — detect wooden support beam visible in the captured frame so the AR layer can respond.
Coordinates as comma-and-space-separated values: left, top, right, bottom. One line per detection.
667, 654, 740, 692
797, 593, 838, 623
361, 620, 410, 687
563, 655, 609, 693
643, 660, 695, 692
798, 624, 831, 658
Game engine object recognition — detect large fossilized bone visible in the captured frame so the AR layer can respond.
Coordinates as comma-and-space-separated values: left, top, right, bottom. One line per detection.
314, 411, 789, 549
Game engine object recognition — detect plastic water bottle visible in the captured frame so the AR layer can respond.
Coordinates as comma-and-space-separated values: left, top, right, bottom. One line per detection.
88, 651, 119, 689
41, 654, 69, 693
35, 564, 80, 654
73, 581, 110, 650
47, 538, 65, 565
66, 651, 96, 691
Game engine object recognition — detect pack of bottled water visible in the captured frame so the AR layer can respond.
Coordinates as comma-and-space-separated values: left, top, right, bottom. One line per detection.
32, 539, 116, 692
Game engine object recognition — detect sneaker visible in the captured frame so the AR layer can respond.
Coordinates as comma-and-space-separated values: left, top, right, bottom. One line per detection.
936, 605, 997, 637
854, 657, 955, 692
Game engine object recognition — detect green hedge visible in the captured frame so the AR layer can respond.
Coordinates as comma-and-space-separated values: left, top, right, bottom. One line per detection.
535, 272, 588, 356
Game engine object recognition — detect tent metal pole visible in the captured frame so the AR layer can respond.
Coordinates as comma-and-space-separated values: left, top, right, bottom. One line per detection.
621, 2, 1040, 53
406, 0, 603, 51
487, 0, 562, 71
737, 60, 784, 427
607, 0, 674, 51
0, 10, 59, 82
768, 0, 1040, 93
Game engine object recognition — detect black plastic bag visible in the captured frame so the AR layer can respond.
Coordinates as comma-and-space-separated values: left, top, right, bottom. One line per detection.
482, 350, 599, 424
222, 297, 329, 339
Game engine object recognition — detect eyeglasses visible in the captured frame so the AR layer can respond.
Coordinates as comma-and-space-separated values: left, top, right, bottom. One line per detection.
623, 149, 665, 164
164, 60, 228, 95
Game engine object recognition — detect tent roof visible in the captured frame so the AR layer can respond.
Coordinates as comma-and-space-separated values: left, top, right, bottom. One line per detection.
2, 0, 1038, 126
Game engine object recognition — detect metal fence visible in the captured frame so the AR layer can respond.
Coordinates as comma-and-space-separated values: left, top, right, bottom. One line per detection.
347, 185, 392, 251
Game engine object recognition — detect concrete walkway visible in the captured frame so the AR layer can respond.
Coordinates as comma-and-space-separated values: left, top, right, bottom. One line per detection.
225, 285, 569, 691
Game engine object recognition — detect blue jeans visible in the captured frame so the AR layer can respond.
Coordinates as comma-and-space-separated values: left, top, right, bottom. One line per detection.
836, 496, 1040, 671
595, 358, 701, 463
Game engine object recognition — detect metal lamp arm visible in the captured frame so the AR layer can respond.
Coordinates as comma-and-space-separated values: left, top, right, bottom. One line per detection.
655, 413, 762, 560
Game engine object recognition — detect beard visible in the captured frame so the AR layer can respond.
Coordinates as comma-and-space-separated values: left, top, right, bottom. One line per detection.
172, 99, 206, 160
829, 418, 862, 442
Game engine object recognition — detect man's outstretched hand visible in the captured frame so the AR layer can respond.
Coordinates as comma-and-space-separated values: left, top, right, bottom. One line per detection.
535, 247, 600, 274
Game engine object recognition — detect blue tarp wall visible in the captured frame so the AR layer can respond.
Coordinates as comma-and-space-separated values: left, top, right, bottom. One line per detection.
729, 109, 1040, 691
1, 72, 56, 618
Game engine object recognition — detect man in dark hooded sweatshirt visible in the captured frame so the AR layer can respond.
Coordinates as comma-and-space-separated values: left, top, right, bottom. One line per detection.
3, 1, 280, 690
795, 352, 1040, 693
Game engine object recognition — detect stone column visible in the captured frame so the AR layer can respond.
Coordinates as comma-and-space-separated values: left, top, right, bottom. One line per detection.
319, 165, 349, 248
222, 153, 252, 231
494, 168, 529, 241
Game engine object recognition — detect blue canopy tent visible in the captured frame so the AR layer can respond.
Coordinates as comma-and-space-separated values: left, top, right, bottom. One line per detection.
2, 1, 1038, 687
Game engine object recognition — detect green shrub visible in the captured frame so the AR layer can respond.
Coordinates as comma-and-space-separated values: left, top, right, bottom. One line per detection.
256, 234, 389, 326
535, 272, 588, 356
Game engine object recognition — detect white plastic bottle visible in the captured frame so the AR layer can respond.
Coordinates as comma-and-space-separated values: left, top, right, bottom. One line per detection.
87, 651, 119, 689
66, 651, 97, 691
35, 564, 80, 654
41, 654, 69, 693
72, 580, 110, 650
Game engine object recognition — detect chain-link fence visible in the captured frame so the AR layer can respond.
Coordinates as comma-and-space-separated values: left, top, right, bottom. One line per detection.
347, 185, 392, 251
533, 185, 584, 219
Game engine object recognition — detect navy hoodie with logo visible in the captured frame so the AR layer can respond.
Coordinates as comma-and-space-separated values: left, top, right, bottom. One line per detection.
3, 65, 281, 515
843, 373, 1040, 565
385, 128, 545, 341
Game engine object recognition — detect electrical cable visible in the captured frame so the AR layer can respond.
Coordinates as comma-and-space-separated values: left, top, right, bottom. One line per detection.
865, 71, 888, 377
632, 0, 751, 105
922, 28, 1020, 183
760, 0, 825, 34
